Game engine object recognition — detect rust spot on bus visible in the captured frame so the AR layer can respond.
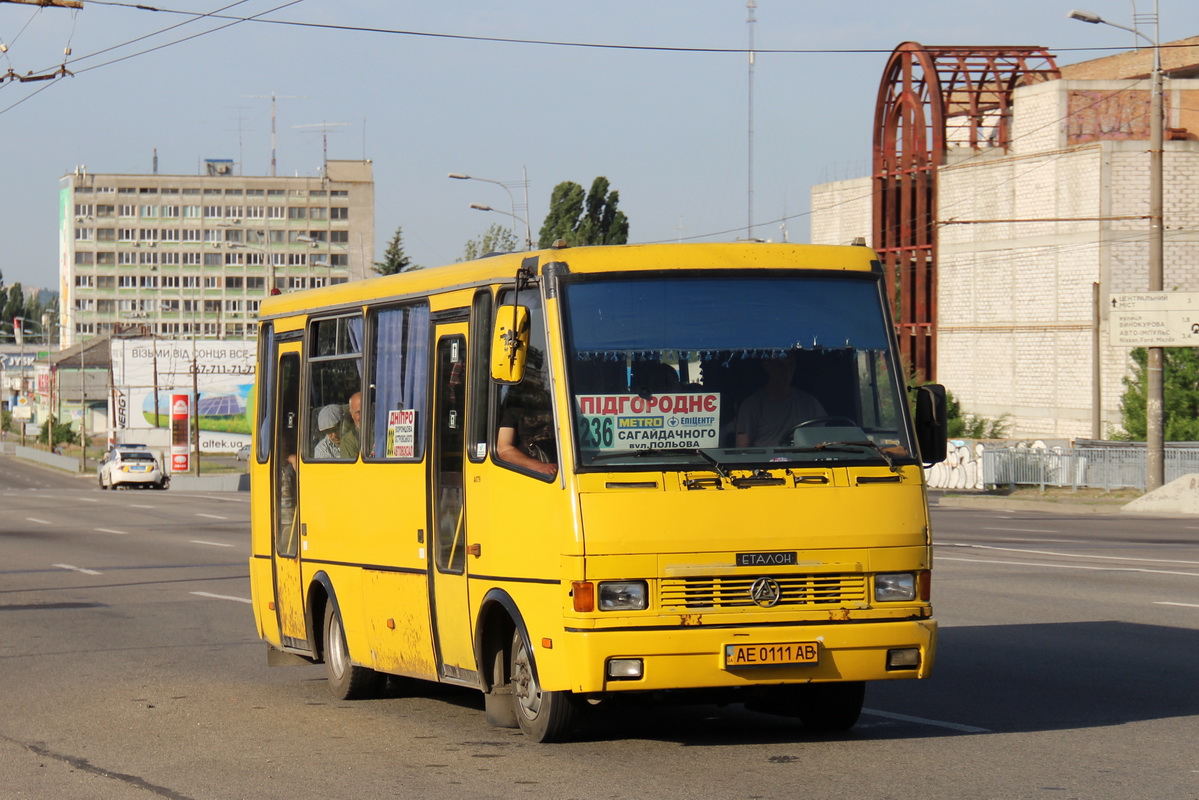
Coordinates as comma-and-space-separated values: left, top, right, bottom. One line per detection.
679, 614, 703, 626
828, 608, 852, 621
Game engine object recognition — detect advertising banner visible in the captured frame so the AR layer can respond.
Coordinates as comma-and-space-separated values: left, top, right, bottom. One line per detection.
170, 393, 190, 473
110, 339, 255, 453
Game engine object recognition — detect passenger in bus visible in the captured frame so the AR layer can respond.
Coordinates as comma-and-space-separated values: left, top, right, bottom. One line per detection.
314, 404, 344, 459
339, 391, 361, 458
735, 352, 827, 447
497, 386, 558, 477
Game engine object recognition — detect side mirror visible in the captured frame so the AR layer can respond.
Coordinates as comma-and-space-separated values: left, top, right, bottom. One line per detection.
913, 383, 948, 464
491, 305, 530, 384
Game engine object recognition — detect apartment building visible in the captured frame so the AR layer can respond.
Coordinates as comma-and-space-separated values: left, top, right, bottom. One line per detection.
59, 159, 374, 347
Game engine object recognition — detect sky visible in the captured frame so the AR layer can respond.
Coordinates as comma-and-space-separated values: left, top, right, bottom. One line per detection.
1, 0, 1198, 291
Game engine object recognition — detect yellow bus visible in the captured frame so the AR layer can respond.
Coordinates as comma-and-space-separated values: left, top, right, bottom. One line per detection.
249, 241, 947, 742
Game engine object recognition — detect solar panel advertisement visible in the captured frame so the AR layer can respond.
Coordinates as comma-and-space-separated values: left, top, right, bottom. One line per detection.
110, 338, 255, 453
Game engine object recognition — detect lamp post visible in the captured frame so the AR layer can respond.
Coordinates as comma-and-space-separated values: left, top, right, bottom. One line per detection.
467, 203, 530, 247
449, 170, 533, 249
1069, 4, 1164, 490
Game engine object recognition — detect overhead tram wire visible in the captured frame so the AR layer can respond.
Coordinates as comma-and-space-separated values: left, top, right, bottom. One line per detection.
64, 4, 1199, 57
0, 0, 303, 113
1, 0, 256, 88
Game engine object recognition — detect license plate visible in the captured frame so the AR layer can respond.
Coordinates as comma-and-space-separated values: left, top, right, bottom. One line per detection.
724, 641, 818, 668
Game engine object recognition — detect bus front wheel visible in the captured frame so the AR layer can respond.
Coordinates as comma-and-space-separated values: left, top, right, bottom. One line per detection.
322, 598, 383, 700
509, 630, 577, 742
784, 681, 866, 732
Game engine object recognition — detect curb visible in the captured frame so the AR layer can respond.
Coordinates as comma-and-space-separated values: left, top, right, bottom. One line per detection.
930, 493, 1131, 516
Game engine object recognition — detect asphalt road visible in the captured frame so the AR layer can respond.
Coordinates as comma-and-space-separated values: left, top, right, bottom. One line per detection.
1, 456, 1196, 799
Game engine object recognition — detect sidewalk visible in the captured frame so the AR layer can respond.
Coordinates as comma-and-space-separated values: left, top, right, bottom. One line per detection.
930, 487, 1140, 515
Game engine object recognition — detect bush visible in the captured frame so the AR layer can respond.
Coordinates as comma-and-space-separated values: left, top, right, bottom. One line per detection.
36, 415, 78, 447
945, 390, 1010, 439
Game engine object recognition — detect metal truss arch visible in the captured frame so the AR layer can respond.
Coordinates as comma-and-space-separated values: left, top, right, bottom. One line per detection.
872, 42, 1059, 381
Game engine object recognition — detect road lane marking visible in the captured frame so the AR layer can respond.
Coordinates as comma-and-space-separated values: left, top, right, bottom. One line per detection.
26, 518, 50, 525
1155, 601, 1199, 608
941, 542, 1199, 566
190, 540, 234, 548
939, 555, 1199, 577
190, 591, 251, 604
196, 513, 228, 520
982, 527, 1059, 534
54, 564, 101, 575
862, 708, 989, 734
130, 504, 155, 509
78, 497, 98, 503
95, 528, 129, 535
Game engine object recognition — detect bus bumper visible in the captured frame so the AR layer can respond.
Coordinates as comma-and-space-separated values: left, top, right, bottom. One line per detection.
561, 618, 937, 694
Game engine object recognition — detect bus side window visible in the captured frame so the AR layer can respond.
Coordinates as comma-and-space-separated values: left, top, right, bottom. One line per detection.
493, 288, 557, 477
468, 289, 493, 462
305, 315, 363, 461
367, 303, 430, 460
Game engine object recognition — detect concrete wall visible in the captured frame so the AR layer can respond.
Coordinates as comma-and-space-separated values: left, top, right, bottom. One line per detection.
811, 76, 1199, 441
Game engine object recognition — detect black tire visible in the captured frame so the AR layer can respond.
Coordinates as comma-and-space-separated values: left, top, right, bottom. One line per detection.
322, 598, 383, 700
509, 630, 577, 742
484, 645, 518, 728
782, 681, 865, 732
98, 472, 108, 490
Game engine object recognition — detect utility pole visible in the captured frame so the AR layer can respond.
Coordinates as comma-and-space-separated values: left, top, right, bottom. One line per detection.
746, 0, 757, 241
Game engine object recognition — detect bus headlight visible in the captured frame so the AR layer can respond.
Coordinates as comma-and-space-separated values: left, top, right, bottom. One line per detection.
874, 572, 916, 602
598, 581, 648, 611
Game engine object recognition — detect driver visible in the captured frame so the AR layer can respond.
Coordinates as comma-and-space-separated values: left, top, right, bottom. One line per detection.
735, 352, 827, 447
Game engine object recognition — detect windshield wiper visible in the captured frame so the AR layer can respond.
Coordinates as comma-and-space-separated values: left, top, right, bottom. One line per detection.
778, 440, 900, 473
590, 447, 729, 479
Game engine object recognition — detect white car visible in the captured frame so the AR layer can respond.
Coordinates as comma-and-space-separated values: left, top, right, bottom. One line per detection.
98, 448, 169, 490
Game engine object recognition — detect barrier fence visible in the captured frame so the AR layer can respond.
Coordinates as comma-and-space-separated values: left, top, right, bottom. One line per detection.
980, 446, 1199, 491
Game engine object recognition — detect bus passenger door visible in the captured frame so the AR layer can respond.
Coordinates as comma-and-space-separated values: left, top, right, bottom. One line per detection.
272, 348, 308, 650
430, 326, 476, 682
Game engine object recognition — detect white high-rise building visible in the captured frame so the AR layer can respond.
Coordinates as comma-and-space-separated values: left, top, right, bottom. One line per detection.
59, 159, 374, 347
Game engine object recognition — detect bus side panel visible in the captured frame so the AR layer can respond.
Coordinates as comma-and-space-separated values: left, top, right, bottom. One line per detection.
300, 461, 433, 676
362, 570, 437, 679
463, 463, 581, 690
249, 453, 278, 644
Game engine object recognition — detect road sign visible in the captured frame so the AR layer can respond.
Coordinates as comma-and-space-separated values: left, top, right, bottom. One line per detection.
1110, 292, 1199, 347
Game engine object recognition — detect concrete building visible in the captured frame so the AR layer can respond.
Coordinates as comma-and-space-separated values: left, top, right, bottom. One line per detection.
812, 39, 1199, 440
59, 159, 374, 347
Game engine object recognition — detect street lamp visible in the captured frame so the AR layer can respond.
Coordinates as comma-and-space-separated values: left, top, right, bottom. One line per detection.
468, 203, 530, 249
1070, 4, 1164, 490
229, 240, 281, 296
449, 170, 533, 249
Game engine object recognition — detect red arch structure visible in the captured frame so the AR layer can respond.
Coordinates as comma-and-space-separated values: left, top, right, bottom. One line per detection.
872, 42, 1059, 380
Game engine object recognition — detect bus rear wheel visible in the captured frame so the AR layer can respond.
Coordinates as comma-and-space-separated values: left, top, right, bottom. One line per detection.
509, 630, 577, 742
322, 598, 383, 700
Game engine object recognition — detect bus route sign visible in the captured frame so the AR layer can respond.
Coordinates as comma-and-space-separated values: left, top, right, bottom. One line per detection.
1110, 292, 1199, 347
575, 393, 721, 451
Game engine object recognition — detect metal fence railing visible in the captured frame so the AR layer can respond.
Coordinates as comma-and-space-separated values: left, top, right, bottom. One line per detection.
982, 446, 1199, 491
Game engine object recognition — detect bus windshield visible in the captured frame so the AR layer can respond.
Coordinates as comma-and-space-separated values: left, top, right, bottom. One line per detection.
561, 273, 916, 471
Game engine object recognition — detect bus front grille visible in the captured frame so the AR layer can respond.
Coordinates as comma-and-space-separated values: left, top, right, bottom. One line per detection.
660, 574, 867, 609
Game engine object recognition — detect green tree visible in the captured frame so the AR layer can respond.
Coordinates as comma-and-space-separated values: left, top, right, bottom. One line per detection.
372, 226, 419, 275
1117, 347, 1199, 441
462, 223, 519, 262
538, 176, 629, 248
37, 415, 78, 447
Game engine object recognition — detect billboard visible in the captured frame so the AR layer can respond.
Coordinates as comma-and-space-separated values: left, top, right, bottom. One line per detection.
110, 338, 255, 453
